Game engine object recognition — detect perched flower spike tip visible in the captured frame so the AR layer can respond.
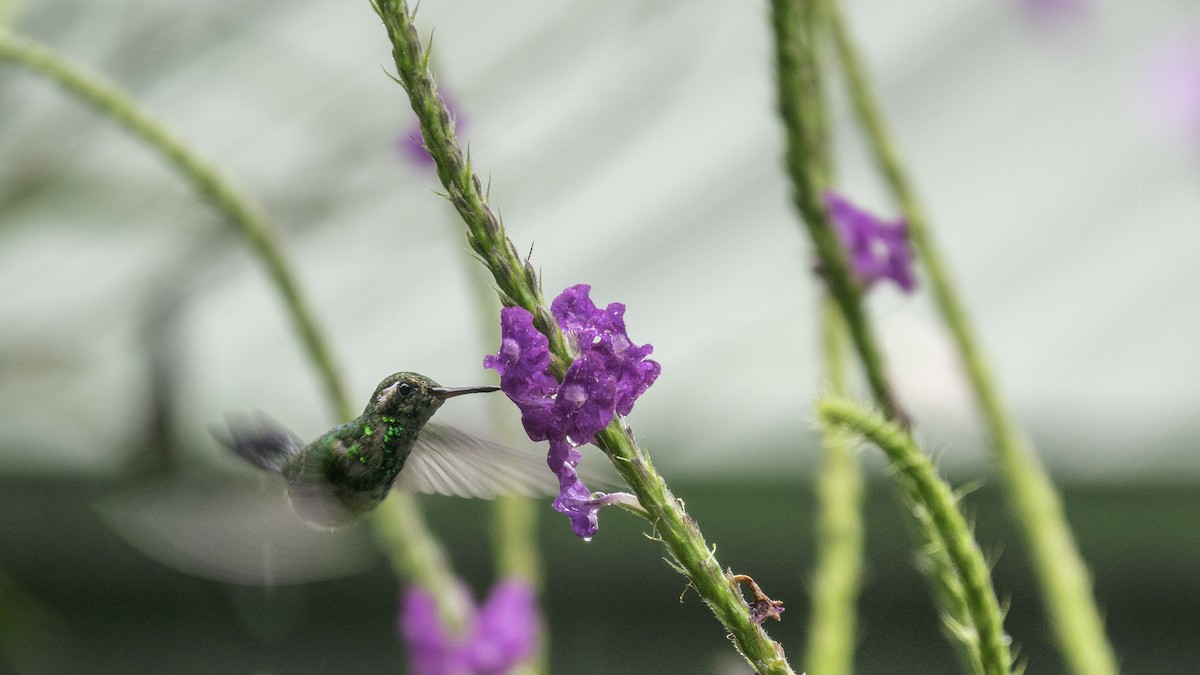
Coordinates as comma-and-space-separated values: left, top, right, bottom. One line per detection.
399, 579, 538, 675
823, 191, 917, 293
485, 285, 661, 538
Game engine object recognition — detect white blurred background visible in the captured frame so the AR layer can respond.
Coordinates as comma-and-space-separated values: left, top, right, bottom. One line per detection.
3, 0, 1197, 484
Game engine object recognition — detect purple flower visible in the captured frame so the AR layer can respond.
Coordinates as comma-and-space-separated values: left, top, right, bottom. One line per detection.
824, 191, 916, 293
399, 579, 538, 675
485, 285, 660, 538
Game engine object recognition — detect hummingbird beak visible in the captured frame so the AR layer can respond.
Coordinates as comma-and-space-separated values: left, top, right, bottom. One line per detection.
431, 385, 501, 400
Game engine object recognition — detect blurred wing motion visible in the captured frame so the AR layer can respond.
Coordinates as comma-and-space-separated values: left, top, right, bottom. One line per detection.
96, 472, 375, 586
215, 412, 301, 473
100, 419, 609, 584
395, 423, 559, 499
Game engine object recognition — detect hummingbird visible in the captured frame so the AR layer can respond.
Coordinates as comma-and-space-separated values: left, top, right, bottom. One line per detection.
220, 372, 552, 528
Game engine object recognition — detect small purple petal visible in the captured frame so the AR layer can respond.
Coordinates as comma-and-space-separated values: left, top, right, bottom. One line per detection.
400, 585, 472, 675
465, 580, 539, 673
546, 438, 599, 539
557, 487, 599, 539
601, 345, 661, 416
824, 191, 916, 293
549, 284, 600, 334
399, 580, 539, 675
552, 287, 633, 353
484, 307, 552, 387
545, 435, 582, 476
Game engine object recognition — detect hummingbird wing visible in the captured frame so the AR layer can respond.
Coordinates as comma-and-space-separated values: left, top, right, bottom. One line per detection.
97, 471, 375, 586
394, 423, 559, 499
215, 412, 303, 473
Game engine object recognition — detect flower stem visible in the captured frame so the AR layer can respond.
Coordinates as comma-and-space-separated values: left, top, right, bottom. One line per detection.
0, 27, 471, 635
912, 492, 989, 675
817, 398, 1013, 675
489, 495, 541, 591
596, 425, 794, 674
823, 6, 1119, 674
805, 299, 864, 675
371, 2, 795, 671
769, 0, 906, 423
370, 1, 562, 354
816, 312, 979, 672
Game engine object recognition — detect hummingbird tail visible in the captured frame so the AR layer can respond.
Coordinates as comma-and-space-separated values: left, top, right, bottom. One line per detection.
215, 413, 301, 473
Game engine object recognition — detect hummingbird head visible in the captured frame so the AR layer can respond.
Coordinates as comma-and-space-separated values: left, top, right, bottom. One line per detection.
368, 372, 499, 428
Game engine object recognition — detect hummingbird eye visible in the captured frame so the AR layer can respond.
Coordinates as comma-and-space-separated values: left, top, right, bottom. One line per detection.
397, 382, 415, 397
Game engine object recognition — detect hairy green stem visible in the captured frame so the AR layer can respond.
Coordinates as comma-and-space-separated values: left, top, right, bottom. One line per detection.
595, 425, 793, 674
372, 2, 794, 671
810, 305, 979, 674
0, 28, 471, 634
818, 398, 1013, 675
805, 299, 864, 674
371, 1, 557, 349
805, 0, 834, 184
908, 492, 985, 675
769, 0, 905, 423
824, 6, 1118, 673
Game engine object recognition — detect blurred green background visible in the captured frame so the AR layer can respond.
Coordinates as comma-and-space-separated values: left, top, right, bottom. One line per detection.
3, 477, 1199, 673
3, 0, 1200, 672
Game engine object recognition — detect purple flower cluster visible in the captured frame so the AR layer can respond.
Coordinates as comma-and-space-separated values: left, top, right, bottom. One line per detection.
484, 284, 661, 538
824, 191, 917, 293
399, 579, 538, 675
